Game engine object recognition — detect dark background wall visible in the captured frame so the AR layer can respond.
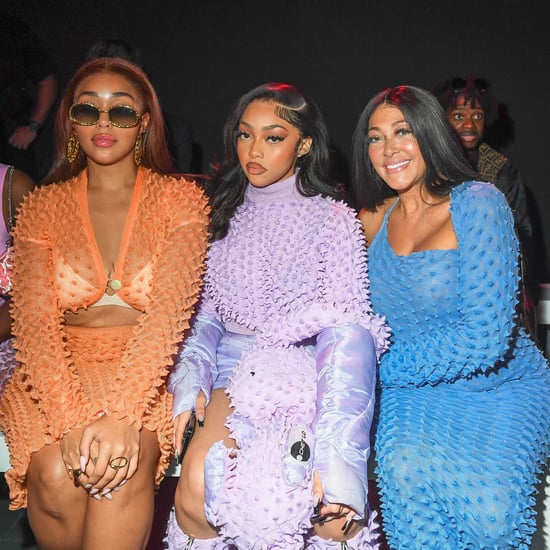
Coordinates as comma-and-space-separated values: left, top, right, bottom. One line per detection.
4, 0, 550, 277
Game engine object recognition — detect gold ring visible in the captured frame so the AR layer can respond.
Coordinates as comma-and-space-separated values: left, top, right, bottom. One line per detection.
109, 456, 129, 470
73, 468, 82, 488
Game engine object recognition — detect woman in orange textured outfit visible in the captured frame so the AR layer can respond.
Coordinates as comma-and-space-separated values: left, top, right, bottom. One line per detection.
0, 57, 209, 549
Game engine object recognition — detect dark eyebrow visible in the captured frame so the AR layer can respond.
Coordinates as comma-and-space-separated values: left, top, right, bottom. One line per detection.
368, 119, 409, 132
239, 119, 288, 131
77, 91, 136, 101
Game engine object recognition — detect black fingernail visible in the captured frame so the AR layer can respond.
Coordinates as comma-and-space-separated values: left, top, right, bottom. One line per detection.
342, 518, 353, 533
310, 514, 327, 525
198, 419, 204, 428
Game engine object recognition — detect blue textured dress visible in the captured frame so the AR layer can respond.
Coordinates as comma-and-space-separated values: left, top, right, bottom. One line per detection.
368, 181, 550, 549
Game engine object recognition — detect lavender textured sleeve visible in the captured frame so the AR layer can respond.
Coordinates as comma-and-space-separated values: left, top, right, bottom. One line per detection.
313, 325, 377, 519
168, 311, 225, 418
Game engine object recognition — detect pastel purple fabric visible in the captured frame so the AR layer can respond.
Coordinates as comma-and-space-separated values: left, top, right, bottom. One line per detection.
168, 173, 389, 548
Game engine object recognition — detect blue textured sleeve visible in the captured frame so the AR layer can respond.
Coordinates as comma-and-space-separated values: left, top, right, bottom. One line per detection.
381, 183, 520, 386
312, 325, 377, 520
168, 297, 225, 418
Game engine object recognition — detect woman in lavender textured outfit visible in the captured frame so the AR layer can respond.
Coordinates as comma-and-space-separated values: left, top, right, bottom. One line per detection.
165, 83, 389, 549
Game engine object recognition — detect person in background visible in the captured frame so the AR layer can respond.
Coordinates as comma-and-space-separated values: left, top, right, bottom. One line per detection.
166, 82, 389, 548
433, 75, 539, 320
86, 38, 194, 173
351, 84, 550, 549
0, 13, 58, 181
0, 57, 209, 549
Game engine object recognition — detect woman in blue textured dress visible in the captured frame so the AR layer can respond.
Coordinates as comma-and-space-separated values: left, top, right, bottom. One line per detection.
351, 85, 550, 549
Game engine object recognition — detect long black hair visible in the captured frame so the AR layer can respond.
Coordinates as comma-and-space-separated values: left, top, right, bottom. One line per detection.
206, 82, 337, 241
351, 85, 478, 211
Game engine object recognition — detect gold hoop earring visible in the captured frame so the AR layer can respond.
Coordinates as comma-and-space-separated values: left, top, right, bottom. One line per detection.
134, 133, 143, 166
66, 133, 80, 163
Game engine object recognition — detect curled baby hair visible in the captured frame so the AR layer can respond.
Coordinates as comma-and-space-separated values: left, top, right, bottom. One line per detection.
205, 82, 338, 241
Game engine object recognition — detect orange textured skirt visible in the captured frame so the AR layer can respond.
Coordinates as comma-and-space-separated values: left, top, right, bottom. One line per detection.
0, 324, 173, 510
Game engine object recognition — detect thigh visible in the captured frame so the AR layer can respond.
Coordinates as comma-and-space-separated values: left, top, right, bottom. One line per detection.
193, 388, 235, 451
82, 429, 160, 550
27, 442, 88, 506
26, 442, 89, 549
176, 389, 234, 501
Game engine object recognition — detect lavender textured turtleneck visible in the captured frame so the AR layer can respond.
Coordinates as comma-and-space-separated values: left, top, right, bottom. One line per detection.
203, 173, 389, 345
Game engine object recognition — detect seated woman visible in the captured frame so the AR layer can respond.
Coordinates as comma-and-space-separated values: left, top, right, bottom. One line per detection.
0, 57, 209, 550
351, 84, 550, 549
166, 82, 389, 548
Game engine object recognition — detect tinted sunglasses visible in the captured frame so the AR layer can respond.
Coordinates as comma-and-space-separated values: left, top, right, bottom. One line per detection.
69, 102, 142, 128
451, 77, 489, 94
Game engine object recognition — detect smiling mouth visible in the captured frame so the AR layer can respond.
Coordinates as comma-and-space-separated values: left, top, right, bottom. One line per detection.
385, 160, 410, 171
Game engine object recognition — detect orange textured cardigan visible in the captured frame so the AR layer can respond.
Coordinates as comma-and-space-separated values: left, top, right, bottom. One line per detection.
1, 167, 208, 490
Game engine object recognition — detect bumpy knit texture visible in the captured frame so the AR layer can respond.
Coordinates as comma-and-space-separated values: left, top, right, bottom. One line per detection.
0, 167, 209, 509
168, 174, 389, 548
368, 181, 550, 549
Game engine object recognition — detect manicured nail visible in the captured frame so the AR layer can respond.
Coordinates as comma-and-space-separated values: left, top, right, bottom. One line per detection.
80, 456, 86, 471
118, 479, 127, 487
341, 518, 352, 533
310, 514, 327, 525
313, 494, 321, 515
197, 415, 204, 427
93, 494, 101, 500
85, 484, 93, 489
102, 490, 112, 500
89, 488, 99, 495
174, 451, 180, 463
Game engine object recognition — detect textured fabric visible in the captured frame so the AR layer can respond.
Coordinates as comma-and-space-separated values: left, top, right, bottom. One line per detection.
169, 173, 389, 547
164, 506, 381, 549
476, 143, 531, 242
0, 167, 209, 509
368, 181, 550, 549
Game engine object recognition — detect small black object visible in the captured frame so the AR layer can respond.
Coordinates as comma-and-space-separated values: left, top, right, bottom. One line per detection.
178, 411, 196, 465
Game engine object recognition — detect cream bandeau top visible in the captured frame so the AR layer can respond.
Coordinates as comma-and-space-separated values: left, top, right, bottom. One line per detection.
89, 277, 134, 309
89, 290, 133, 309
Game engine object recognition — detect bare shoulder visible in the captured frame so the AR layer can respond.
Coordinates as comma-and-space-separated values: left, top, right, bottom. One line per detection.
358, 197, 396, 247
11, 168, 36, 208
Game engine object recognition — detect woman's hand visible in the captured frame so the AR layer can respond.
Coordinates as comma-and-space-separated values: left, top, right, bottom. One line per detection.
60, 427, 88, 488
173, 390, 206, 459
78, 415, 140, 497
311, 470, 362, 541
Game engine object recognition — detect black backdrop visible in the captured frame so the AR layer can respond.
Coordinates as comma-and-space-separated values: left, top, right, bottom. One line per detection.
5, 0, 550, 277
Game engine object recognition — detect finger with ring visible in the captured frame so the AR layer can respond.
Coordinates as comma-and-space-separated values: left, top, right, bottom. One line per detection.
109, 456, 129, 470
72, 468, 82, 488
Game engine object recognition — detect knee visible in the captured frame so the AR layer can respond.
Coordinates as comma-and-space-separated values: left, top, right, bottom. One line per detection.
27, 459, 75, 517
